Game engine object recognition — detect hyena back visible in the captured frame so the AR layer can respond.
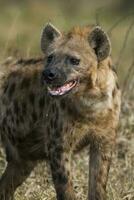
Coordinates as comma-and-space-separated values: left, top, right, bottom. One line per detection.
0, 24, 121, 200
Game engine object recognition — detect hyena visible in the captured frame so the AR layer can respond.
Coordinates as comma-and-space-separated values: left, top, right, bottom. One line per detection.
0, 23, 121, 200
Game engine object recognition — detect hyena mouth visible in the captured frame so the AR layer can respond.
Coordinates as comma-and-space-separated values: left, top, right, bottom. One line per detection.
48, 80, 78, 96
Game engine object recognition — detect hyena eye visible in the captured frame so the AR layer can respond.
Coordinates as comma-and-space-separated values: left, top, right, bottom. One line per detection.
47, 54, 54, 64
69, 57, 80, 66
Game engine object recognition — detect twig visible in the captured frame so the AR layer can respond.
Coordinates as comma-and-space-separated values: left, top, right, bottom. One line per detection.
122, 58, 134, 98
95, 7, 105, 26
108, 12, 134, 35
116, 19, 134, 70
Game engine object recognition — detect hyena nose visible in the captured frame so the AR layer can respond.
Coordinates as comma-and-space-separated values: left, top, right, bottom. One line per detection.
43, 68, 58, 82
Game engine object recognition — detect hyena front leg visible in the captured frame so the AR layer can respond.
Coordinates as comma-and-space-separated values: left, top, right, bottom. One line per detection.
49, 146, 76, 200
88, 139, 114, 200
0, 160, 35, 200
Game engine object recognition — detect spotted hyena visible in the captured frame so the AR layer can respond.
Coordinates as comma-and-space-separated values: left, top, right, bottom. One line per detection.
0, 23, 121, 200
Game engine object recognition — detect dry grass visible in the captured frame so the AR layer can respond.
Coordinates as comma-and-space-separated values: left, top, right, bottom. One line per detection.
0, 99, 134, 200
0, 1, 134, 199
0, 69, 133, 200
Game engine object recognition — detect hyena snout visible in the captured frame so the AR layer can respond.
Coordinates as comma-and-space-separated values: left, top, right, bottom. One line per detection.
43, 68, 59, 82
42, 67, 67, 86
42, 66, 78, 96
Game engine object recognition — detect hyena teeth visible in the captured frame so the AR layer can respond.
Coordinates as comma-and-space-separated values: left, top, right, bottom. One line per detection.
48, 80, 78, 96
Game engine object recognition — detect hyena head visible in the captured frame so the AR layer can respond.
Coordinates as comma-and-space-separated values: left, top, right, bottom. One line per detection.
41, 23, 111, 99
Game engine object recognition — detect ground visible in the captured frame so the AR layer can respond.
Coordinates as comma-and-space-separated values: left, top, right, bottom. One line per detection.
0, 97, 134, 200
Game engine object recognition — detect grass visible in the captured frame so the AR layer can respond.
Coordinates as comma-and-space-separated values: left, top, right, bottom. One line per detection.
0, 1, 134, 84
0, 1, 134, 199
0, 102, 134, 200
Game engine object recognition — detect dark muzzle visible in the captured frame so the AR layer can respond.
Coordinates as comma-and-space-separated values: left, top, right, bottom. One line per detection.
43, 68, 58, 82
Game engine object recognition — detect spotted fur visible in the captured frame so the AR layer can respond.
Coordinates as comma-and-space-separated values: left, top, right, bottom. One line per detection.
0, 24, 121, 200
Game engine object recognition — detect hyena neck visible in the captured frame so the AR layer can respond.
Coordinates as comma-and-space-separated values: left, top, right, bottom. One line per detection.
58, 88, 114, 123
58, 96, 91, 125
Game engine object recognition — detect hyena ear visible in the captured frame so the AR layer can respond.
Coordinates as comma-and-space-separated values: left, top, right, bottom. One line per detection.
41, 23, 61, 53
88, 26, 111, 61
